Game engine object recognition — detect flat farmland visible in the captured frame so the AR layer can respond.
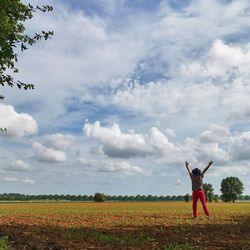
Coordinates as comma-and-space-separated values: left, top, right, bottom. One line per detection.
0, 202, 249, 249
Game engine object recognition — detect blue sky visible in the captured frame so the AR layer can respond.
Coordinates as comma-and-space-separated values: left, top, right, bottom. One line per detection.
1, 0, 250, 195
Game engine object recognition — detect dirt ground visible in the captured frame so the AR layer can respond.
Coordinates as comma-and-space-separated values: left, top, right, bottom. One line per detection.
0, 202, 249, 249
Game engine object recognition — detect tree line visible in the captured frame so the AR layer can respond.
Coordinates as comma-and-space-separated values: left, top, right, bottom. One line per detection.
0, 176, 247, 202
0, 193, 249, 202
0, 193, 200, 202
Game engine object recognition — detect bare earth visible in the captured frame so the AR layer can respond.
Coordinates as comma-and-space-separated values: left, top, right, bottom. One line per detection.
0, 202, 249, 249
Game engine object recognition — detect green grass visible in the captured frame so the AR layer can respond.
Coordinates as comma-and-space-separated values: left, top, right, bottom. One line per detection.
163, 240, 200, 250
0, 236, 9, 250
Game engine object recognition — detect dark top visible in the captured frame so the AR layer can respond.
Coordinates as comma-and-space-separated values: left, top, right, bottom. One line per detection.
190, 173, 204, 191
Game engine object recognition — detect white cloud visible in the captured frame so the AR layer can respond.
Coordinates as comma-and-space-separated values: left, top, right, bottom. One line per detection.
199, 124, 231, 144
147, 127, 188, 164
44, 133, 75, 150
179, 126, 230, 165
83, 121, 151, 158
78, 158, 96, 169
196, 142, 229, 165
22, 178, 36, 184
83, 121, 231, 166
9, 2, 149, 110
99, 160, 144, 175
78, 157, 145, 176
2, 177, 35, 184
166, 128, 176, 138
182, 40, 250, 79
7, 160, 31, 172
110, 80, 221, 124
209, 165, 250, 177
105, 42, 250, 136
3, 177, 18, 182
0, 104, 38, 138
175, 179, 184, 186
33, 141, 66, 162
149, 127, 173, 149
229, 132, 250, 161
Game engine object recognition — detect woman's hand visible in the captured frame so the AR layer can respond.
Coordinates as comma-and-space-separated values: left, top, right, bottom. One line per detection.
208, 161, 213, 166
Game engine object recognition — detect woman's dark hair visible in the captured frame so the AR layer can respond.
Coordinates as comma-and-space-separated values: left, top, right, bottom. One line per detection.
192, 168, 201, 176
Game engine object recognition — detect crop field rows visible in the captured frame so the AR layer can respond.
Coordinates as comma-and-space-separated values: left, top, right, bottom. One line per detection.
0, 202, 249, 249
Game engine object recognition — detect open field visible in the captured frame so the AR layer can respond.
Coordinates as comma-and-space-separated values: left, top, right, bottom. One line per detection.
0, 202, 249, 249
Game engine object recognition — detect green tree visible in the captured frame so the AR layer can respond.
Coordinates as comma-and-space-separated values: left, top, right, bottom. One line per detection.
88, 195, 94, 201
220, 177, 244, 203
213, 194, 219, 202
129, 195, 135, 201
184, 193, 190, 202
176, 195, 183, 201
0, 0, 53, 100
135, 195, 141, 201
94, 193, 106, 202
164, 195, 171, 201
82, 195, 89, 201
244, 195, 250, 201
203, 183, 214, 202
122, 195, 129, 201
147, 194, 153, 201
158, 196, 165, 201
171, 195, 177, 201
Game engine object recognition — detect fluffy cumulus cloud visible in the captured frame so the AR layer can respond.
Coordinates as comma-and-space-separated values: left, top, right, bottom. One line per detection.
148, 125, 231, 165
32, 142, 66, 163
199, 124, 231, 144
30, 133, 74, 164
0, 104, 38, 138
148, 127, 190, 165
82, 120, 250, 179
83, 121, 233, 166
182, 40, 250, 79
84, 121, 152, 158
187, 138, 229, 165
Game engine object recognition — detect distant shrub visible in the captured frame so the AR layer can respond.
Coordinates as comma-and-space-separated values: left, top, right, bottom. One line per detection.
94, 193, 106, 202
184, 193, 190, 202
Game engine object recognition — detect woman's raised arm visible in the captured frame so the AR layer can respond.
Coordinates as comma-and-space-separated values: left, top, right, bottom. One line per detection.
185, 161, 192, 175
201, 161, 213, 175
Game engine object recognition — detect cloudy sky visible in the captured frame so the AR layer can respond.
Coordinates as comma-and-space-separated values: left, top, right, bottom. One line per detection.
1, 0, 250, 195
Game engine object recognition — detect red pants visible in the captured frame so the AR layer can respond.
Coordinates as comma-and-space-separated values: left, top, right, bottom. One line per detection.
192, 189, 209, 217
